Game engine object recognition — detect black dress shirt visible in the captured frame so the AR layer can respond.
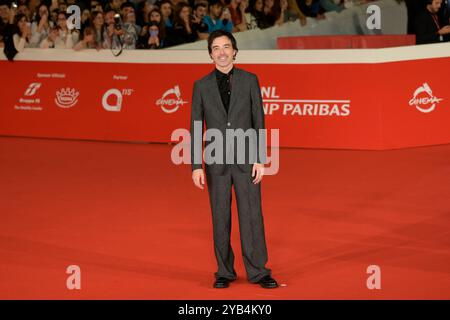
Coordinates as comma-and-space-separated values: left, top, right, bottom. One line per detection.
215, 67, 234, 113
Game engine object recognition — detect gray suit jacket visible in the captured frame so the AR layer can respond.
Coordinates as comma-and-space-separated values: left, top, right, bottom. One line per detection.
190, 67, 267, 176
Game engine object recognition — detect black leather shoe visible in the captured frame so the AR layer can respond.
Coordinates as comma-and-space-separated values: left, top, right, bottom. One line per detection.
213, 277, 231, 288
257, 275, 278, 289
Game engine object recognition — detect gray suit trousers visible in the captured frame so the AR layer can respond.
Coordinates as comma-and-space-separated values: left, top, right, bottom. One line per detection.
206, 164, 272, 283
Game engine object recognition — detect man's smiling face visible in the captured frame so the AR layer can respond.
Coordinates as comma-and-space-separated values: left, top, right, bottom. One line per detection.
210, 36, 236, 69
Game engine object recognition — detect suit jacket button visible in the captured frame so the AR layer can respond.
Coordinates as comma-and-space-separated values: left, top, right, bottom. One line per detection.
227, 122, 231, 126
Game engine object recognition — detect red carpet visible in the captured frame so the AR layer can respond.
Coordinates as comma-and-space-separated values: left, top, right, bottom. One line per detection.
1, 136, 450, 299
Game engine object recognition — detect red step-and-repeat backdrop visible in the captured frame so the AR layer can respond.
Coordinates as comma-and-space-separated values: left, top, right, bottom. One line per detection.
1, 57, 449, 150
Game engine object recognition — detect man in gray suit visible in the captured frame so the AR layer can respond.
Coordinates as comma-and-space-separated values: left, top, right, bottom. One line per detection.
190, 30, 278, 289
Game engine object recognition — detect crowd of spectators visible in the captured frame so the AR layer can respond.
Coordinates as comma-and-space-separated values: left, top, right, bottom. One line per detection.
0, 0, 448, 58
0, 0, 378, 55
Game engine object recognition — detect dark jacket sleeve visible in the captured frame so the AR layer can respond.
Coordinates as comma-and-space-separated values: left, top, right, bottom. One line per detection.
190, 80, 204, 171
250, 74, 267, 165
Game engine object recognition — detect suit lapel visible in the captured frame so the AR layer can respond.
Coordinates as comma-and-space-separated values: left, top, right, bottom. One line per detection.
228, 68, 240, 117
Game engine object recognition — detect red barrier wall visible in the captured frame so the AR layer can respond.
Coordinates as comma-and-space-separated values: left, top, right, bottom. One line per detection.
277, 35, 416, 49
0, 47, 448, 150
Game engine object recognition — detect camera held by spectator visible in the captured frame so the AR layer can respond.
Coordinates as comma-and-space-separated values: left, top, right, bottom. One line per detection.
114, 13, 122, 30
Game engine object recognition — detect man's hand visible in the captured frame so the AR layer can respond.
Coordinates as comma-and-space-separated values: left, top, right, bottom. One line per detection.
438, 25, 450, 35
192, 169, 205, 189
252, 163, 264, 184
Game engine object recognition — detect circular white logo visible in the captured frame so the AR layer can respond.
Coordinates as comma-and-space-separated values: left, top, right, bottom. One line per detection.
409, 83, 443, 113
156, 85, 188, 113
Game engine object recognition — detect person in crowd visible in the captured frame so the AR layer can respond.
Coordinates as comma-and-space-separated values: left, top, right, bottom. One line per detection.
89, 10, 105, 49
138, 7, 166, 48
0, 0, 10, 25
136, 0, 156, 26
102, 6, 136, 50
90, 0, 103, 12
264, 0, 287, 26
159, 0, 174, 28
165, 2, 198, 46
439, 0, 450, 24
81, 8, 91, 29
50, 7, 59, 25
121, 2, 140, 48
57, 0, 67, 13
0, 0, 12, 47
17, 3, 32, 20
415, 0, 450, 44
73, 25, 97, 50
228, 0, 249, 32
405, 0, 422, 34
319, 0, 344, 12
30, 3, 54, 47
145, 20, 164, 48
245, 0, 271, 29
10, 13, 31, 52
191, 1, 208, 39
108, 0, 122, 12
40, 11, 79, 48
296, 0, 325, 19
204, 0, 233, 33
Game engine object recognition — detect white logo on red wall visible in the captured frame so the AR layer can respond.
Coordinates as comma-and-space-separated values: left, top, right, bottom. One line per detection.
409, 83, 443, 113
55, 88, 79, 109
156, 85, 188, 114
262, 86, 351, 116
102, 88, 133, 112
14, 83, 42, 111
24, 82, 42, 96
